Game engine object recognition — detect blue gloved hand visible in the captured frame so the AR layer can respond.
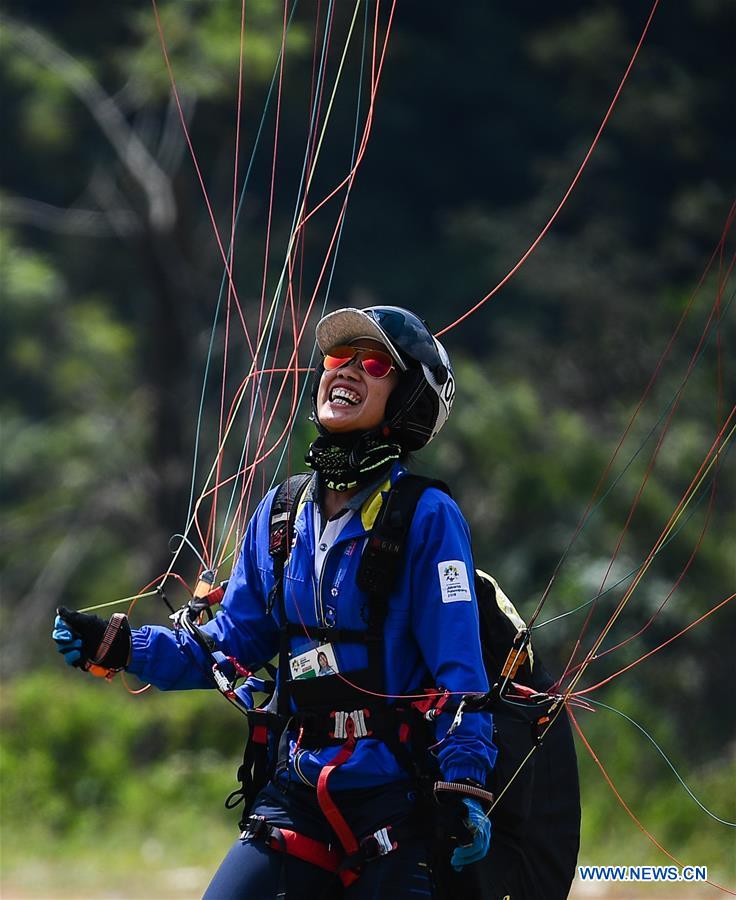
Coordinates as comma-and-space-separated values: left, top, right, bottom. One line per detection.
450, 797, 491, 871
53, 614, 84, 666
52, 607, 131, 672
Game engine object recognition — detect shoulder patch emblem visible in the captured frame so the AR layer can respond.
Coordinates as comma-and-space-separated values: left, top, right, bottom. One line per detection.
438, 559, 471, 603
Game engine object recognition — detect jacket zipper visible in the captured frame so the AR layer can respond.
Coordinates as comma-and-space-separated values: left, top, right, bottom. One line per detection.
316, 543, 329, 627
313, 505, 332, 628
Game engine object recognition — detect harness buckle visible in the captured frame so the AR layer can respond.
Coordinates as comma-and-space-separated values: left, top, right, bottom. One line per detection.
330, 709, 372, 740
240, 814, 269, 842
359, 825, 397, 860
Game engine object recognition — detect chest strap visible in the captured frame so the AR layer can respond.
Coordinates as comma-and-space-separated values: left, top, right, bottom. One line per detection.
282, 623, 377, 644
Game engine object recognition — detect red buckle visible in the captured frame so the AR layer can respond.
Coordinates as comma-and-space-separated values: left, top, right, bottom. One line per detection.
411, 687, 450, 718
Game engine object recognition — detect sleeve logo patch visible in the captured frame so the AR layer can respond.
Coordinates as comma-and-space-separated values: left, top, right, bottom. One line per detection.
438, 559, 471, 603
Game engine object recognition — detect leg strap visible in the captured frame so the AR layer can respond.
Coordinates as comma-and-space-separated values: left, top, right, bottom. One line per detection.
240, 815, 344, 876
315, 718, 360, 857
244, 716, 405, 891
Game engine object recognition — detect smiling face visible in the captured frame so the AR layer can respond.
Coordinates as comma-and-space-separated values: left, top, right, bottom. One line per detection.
316, 339, 400, 434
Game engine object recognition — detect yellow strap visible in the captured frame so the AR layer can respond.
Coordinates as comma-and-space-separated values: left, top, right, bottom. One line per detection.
477, 570, 535, 669
359, 477, 393, 532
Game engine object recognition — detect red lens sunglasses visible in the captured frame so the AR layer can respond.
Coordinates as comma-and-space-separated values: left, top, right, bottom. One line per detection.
323, 345, 395, 379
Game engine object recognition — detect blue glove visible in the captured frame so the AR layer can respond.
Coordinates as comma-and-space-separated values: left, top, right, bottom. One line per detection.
53, 614, 83, 666
450, 798, 491, 871
52, 607, 131, 671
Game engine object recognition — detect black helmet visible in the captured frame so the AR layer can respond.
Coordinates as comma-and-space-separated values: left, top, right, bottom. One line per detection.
314, 306, 455, 450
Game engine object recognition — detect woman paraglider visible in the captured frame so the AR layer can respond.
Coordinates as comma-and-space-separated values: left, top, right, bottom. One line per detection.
53, 306, 497, 899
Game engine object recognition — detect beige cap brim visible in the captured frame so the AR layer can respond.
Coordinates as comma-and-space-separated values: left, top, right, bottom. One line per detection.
315, 308, 407, 371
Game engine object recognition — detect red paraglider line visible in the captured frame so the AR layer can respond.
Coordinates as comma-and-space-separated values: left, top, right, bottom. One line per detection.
149, 0, 256, 363
575, 591, 735, 696
558, 405, 736, 693
569, 707, 736, 896
560, 268, 735, 682
435, 0, 662, 338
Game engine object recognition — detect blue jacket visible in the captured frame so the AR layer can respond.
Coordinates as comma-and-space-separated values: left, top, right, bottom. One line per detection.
128, 464, 496, 790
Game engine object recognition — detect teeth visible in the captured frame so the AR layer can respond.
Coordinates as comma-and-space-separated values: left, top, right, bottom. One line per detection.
330, 386, 361, 406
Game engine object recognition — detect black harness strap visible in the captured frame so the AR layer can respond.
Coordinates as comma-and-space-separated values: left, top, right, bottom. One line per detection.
282, 623, 368, 643
270, 473, 448, 719
357, 475, 450, 611
267, 473, 451, 737
268, 473, 313, 717
268, 473, 313, 611
355, 475, 450, 716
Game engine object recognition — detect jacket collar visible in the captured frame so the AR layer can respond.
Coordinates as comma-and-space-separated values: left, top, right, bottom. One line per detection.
301, 463, 406, 540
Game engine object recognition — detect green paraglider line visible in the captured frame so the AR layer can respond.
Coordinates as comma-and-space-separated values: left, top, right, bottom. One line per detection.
584, 698, 736, 827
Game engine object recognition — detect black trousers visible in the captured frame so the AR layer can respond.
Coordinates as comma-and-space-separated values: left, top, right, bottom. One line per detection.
203, 780, 435, 900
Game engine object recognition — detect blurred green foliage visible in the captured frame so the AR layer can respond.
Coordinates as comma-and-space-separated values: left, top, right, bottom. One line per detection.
574, 685, 736, 887
1, 672, 245, 829
0, 672, 244, 896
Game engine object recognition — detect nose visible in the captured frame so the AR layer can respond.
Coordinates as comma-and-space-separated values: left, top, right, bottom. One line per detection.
334, 354, 361, 377
340, 359, 361, 379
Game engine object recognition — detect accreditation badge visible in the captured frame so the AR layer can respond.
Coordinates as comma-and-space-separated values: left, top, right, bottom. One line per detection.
289, 642, 340, 680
